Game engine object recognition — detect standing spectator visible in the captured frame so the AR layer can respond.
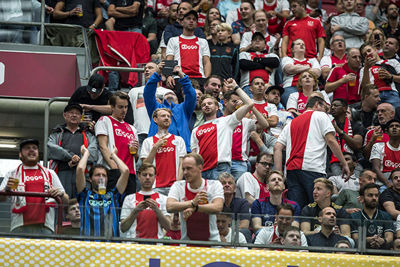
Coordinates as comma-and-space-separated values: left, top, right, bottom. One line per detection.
69, 74, 112, 122
157, 3, 179, 60
239, 33, 280, 90
367, 28, 386, 56
191, 81, 254, 179
63, 198, 81, 235
254, 0, 290, 35
205, 16, 221, 45
281, 38, 321, 106
281, 0, 325, 60
209, 23, 240, 81
144, 64, 196, 153
231, 1, 256, 46
204, 8, 221, 39
166, 153, 224, 241
351, 183, 394, 249
380, 168, 400, 220
166, 10, 211, 86
141, 108, 186, 195
53, 0, 102, 30
107, 0, 144, 32
274, 96, 350, 208
382, 37, 400, 61
266, 85, 293, 138
325, 48, 362, 103
329, 99, 363, 176
120, 163, 171, 239
142, 5, 158, 56
236, 153, 274, 205
354, 0, 375, 34
381, 4, 400, 43
370, 119, 400, 191
330, 0, 369, 48
76, 145, 129, 237
300, 178, 350, 236
48, 103, 98, 198
0, 139, 68, 234
255, 204, 308, 247
306, 0, 328, 24
365, 0, 390, 27
286, 71, 329, 116
217, 0, 241, 19
329, 152, 360, 195
251, 171, 301, 232
95, 92, 138, 195
217, 213, 248, 247
203, 75, 224, 104
320, 35, 347, 80
306, 207, 350, 248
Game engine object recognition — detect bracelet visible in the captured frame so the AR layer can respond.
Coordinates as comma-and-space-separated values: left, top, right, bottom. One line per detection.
233, 85, 240, 92
194, 205, 199, 212
191, 200, 195, 208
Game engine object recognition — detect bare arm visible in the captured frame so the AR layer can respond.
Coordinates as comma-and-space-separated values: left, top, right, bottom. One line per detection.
232, 33, 241, 46
283, 64, 310, 75
113, 151, 130, 194
203, 56, 212, 78
81, 104, 112, 115
325, 76, 348, 93
273, 142, 285, 172
309, 67, 321, 78
382, 201, 400, 220
76, 145, 90, 194
372, 158, 391, 187
252, 217, 263, 232
321, 67, 331, 80
317, 37, 325, 62
267, 115, 278, 128
97, 135, 118, 169
113, 2, 141, 17
301, 221, 319, 235
340, 224, 350, 237
245, 192, 256, 205
239, 219, 250, 229
91, 7, 103, 29
325, 132, 350, 181
143, 137, 165, 165
281, 36, 289, 58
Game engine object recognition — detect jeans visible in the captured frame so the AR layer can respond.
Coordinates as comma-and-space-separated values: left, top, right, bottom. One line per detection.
12, 224, 53, 235
231, 160, 248, 181
286, 169, 326, 208
202, 162, 231, 180
379, 90, 400, 108
281, 86, 298, 108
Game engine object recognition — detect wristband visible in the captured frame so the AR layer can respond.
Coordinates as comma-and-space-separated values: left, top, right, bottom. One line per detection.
191, 200, 195, 208
194, 205, 199, 212
233, 85, 240, 92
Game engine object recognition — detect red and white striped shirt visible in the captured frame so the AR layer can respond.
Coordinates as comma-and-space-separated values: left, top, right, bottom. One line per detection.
281, 57, 320, 88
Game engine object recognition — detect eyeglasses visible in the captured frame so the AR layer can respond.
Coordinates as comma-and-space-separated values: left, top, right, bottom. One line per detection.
258, 162, 273, 167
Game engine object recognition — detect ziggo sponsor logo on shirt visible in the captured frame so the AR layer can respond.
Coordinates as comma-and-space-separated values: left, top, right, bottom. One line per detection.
181, 44, 199, 50
197, 126, 215, 137
115, 128, 134, 139
157, 147, 175, 153
25, 175, 44, 182
384, 160, 400, 169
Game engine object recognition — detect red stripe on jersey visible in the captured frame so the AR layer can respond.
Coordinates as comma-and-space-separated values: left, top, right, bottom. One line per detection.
248, 53, 270, 85
179, 36, 201, 78
330, 117, 353, 163
286, 111, 314, 170
291, 59, 312, 86
135, 192, 160, 239
231, 123, 244, 161
196, 122, 218, 171
382, 143, 400, 173
297, 92, 308, 114
153, 135, 177, 187
370, 65, 392, 91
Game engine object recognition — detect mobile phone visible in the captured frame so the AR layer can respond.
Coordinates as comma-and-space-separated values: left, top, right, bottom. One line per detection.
374, 33, 380, 40
144, 195, 150, 200
162, 60, 178, 77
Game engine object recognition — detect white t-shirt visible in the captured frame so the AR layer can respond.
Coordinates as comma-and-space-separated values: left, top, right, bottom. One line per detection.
328, 174, 359, 193
128, 86, 172, 135
235, 172, 263, 200
370, 142, 400, 171
281, 57, 320, 88
191, 114, 240, 171
270, 109, 293, 137
168, 179, 224, 241
286, 91, 330, 113
277, 110, 335, 174
254, 225, 308, 246
223, 228, 248, 249
0, 166, 65, 232
120, 191, 169, 239
254, 0, 290, 12
359, 59, 400, 93
166, 35, 210, 78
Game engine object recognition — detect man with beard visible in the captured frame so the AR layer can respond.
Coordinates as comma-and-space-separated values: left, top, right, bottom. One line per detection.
306, 207, 350, 248
231, 1, 256, 45
351, 184, 394, 249
381, 4, 400, 43
0, 139, 68, 234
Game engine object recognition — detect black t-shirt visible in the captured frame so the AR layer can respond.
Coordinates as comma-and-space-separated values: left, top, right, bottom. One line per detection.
300, 202, 349, 230
379, 188, 400, 212
306, 231, 348, 248
69, 86, 112, 122
110, 0, 144, 30
222, 197, 250, 221
60, 0, 100, 28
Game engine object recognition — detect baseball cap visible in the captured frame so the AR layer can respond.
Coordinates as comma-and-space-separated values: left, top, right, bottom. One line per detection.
266, 85, 284, 95
183, 10, 199, 20
64, 103, 83, 114
19, 139, 39, 151
87, 74, 104, 94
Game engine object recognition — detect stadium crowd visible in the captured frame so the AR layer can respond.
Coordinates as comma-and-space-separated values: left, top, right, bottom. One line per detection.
1, 0, 400, 253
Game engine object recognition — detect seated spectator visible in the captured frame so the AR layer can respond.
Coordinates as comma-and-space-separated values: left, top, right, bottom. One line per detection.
266, 85, 293, 138
145, 64, 196, 153
217, 213, 248, 248
334, 239, 353, 254
120, 163, 171, 239
218, 172, 251, 241
239, 33, 280, 91
254, 0, 290, 35
330, 0, 368, 49
248, 129, 277, 165
370, 119, 400, 191
286, 71, 329, 116
351, 183, 395, 249
281, 226, 306, 251
306, 207, 351, 249
325, 48, 362, 104
231, 1, 256, 46
365, 0, 390, 27
62, 198, 81, 235
254, 204, 308, 247
141, 108, 186, 195
329, 99, 363, 176
251, 171, 301, 233
367, 28, 386, 57
364, 103, 395, 164
300, 178, 350, 236
48, 103, 98, 198
359, 43, 400, 108
281, 0, 325, 60
281, 38, 321, 106
76, 145, 129, 237
329, 152, 360, 195
336, 169, 377, 213
209, 23, 240, 81
236, 152, 273, 205
204, 8, 221, 40
69, 74, 112, 122
0, 139, 68, 234
164, 213, 181, 241
206, 17, 222, 46
382, 37, 400, 62
381, 4, 400, 44
380, 168, 400, 220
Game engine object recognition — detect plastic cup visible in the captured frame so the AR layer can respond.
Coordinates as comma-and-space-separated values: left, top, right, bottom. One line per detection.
348, 79, 356, 86
77, 4, 83, 17
9, 177, 19, 190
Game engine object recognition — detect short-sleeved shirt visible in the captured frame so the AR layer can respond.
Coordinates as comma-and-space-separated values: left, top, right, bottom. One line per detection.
251, 197, 301, 227
300, 202, 349, 230
255, 225, 308, 246
110, 0, 144, 30
379, 188, 400, 214
350, 209, 394, 238
326, 64, 360, 103
232, 19, 252, 36
61, 0, 100, 28
306, 231, 348, 248
235, 172, 266, 200
222, 197, 251, 222
335, 189, 362, 210
328, 173, 359, 193
281, 57, 320, 88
